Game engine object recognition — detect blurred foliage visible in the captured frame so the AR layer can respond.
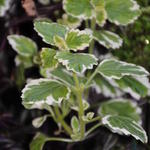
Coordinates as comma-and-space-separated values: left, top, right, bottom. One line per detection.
113, 0, 150, 71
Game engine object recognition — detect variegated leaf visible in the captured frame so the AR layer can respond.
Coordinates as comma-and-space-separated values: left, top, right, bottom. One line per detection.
115, 76, 149, 99
34, 21, 68, 45
21, 79, 70, 109
40, 48, 58, 69
99, 99, 141, 123
63, 0, 93, 19
57, 14, 81, 29
93, 30, 123, 49
105, 0, 141, 25
102, 115, 147, 143
0, 0, 11, 17
97, 59, 149, 79
55, 51, 98, 74
8, 35, 37, 57
65, 29, 92, 51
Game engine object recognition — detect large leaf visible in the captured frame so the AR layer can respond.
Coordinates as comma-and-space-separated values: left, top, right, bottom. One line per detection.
93, 74, 118, 97
99, 99, 141, 123
40, 48, 58, 69
57, 14, 81, 29
21, 79, 70, 109
55, 51, 98, 74
93, 30, 123, 49
65, 29, 92, 51
97, 59, 149, 79
8, 35, 37, 57
105, 0, 141, 25
102, 115, 147, 143
30, 133, 49, 150
34, 21, 68, 45
91, 0, 107, 26
63, 0, 93, 19
115, 76, 149, 99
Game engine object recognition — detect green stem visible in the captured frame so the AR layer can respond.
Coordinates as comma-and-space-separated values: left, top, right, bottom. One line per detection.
54, 106, 73, 135
73, 73, 85, 139
85, 122, 102, 136
46, 137, 74, 143
85, 68, 98, 87
89, 18, 96, 54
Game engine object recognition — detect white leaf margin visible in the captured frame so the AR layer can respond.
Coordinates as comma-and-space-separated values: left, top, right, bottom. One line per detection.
102, 115, 148, 143
98, 59, 149, 80
7, 35, 37, 57
55, 53, 98, 74
21, 78, 71, 109
65, 28, 93, 51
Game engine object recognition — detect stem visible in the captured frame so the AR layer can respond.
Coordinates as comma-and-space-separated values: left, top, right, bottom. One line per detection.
85, 68, 98, 87
54, 106, 72, 135
73, 73, 85, 139
89, 18, 96, 54
85, 19, 89, 28
87, 116, 101, 124
85, 122, 102, 136
46, 137, 74, 143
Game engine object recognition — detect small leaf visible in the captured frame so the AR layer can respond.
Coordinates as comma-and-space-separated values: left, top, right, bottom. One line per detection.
54, 35, 69, 50
30, 133, 49, 150
105, 0, 141, 25
93, 74, 117, 97
63, 0, 93, 19
21, 79, 70, 109
8, 35, 37, 57
57, 14, 81, 29
91, 0, 107, 26
97, 59, 149, 79
55, 51, 98, 74
93, 30, 123, 49
40, 48, 58, 69
115, 76, 149, 99
65, 29, 92, 51
34, 21, 68, 45
32, 115, 49, 128
102, 115, 147, 143
82, 112, 94, 122
71, 116, 80, 133
99, 99, 141, 123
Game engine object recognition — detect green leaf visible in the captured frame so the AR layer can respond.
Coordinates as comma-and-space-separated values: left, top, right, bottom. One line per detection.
32, 115, 49, 128
57, 14, 81, 29
34, 21, 68, 45
99, 99, 141, 123
102, 115, 147, 143
40, 48, 58, 69
49, 67, 75, 86
8, 35, 37, 57
93, 30, 123, 49
93, 74, 117, 97
30, 133, 49, 150
91, 0, 107, 26
65, 29, 92, 51
15, 55, 33, 68
115, 76, 149, 99
105, 0, 141, 25
97, 59, 149, 79
55, 51, 98, 74
71, 116, 80, 133
21, 79, 70, 109
63, 0, 93, 19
